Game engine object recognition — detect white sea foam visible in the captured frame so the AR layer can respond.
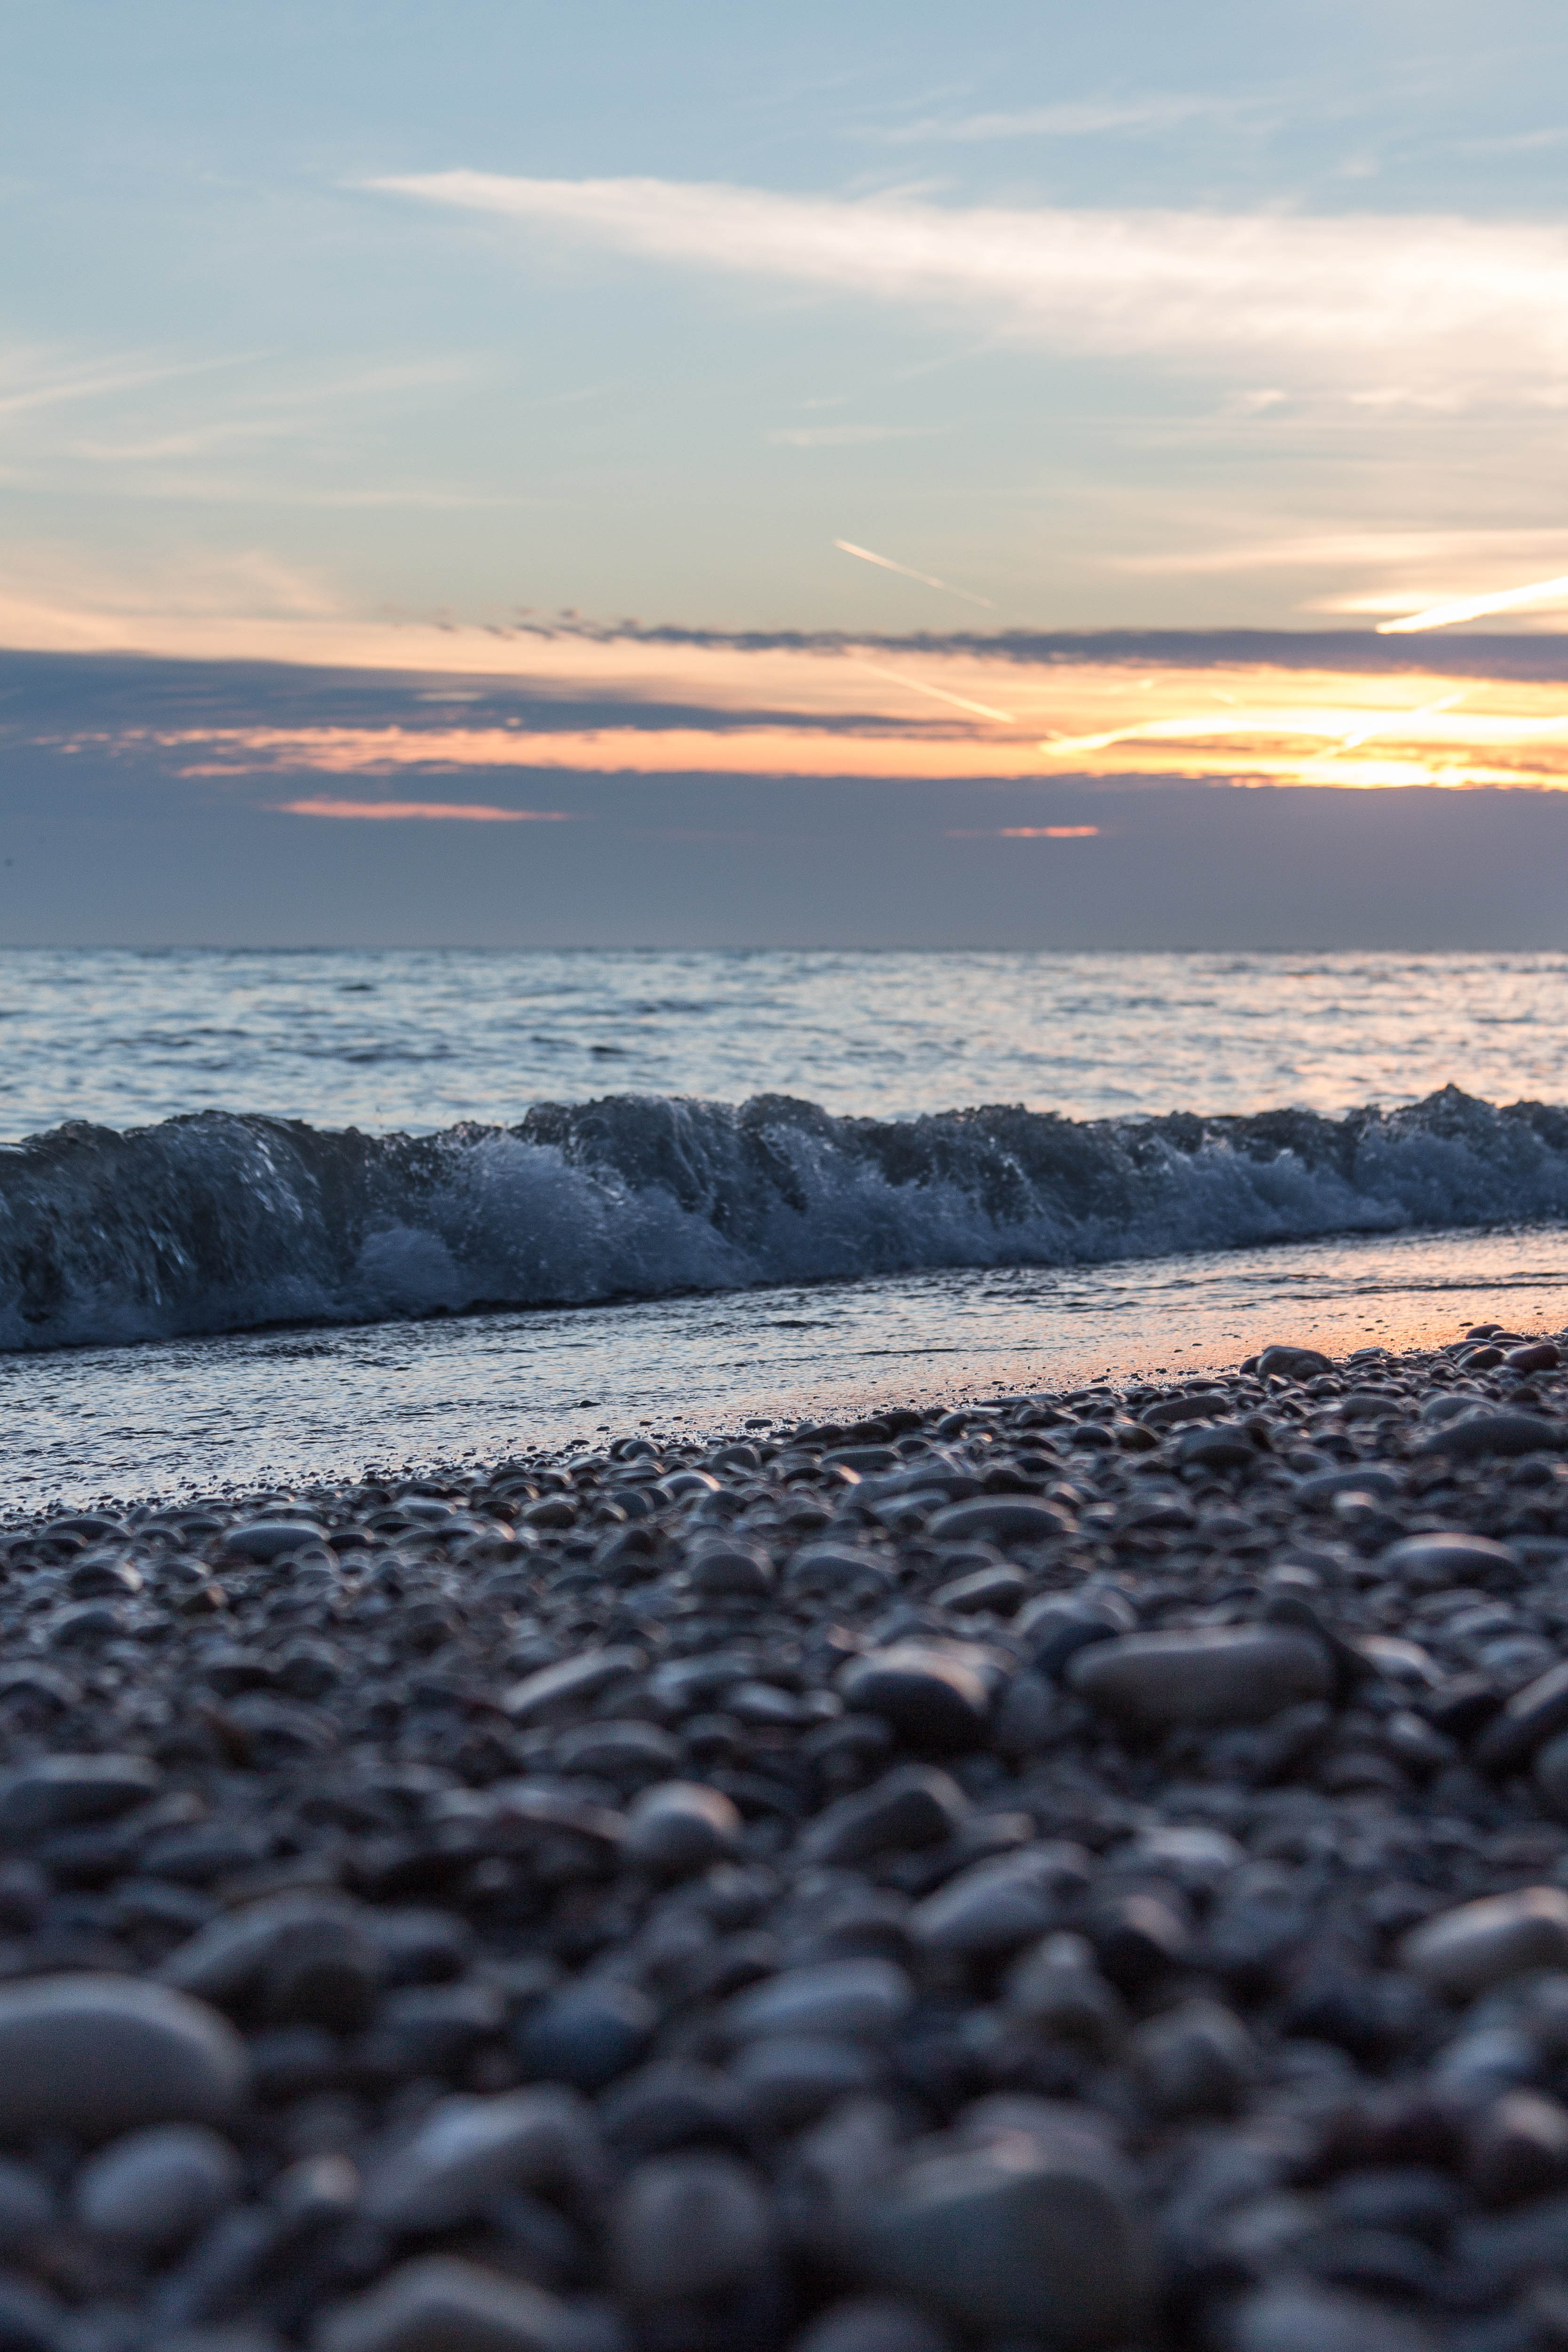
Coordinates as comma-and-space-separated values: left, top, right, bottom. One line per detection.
1, 1085, 1565, 1353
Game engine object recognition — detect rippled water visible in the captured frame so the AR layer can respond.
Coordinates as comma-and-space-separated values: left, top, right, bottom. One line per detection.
3, 946, 1568, 1134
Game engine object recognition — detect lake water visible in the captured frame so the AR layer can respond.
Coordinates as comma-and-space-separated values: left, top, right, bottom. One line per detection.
2, 946, 1565, 1513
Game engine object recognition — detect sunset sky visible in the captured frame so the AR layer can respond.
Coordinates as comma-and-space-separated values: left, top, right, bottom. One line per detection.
7, 1, 1568, 942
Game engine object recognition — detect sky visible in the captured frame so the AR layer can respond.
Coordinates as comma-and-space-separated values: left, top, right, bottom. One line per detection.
7, 0, 1568, 944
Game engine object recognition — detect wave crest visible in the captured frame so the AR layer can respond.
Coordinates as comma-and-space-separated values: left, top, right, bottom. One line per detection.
1, 1084, 1565, 1352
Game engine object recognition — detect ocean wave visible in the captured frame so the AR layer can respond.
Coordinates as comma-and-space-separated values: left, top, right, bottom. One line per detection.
0, 1085, 1565, 1353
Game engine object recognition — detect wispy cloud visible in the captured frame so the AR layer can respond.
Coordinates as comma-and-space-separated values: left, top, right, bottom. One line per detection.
369, 172, 1568, 392
0, 348, 257, 423
767, 424, 943, 447
273, 798, 574, 821
863, 95, 1245, 145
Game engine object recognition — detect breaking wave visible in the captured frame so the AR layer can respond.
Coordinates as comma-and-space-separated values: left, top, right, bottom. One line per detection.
1, 1085, 1566, 1353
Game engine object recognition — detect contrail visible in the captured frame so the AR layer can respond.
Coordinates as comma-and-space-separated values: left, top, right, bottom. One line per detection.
1379, 573, 1568, 633
834, 539, 994, 608
1331, 691, 1465, 750
854, 658, 1015, 722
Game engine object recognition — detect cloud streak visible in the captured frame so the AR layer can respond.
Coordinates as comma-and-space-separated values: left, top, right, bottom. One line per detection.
271, 797, 574, 821
1379, 573, 1568, 634
864, 95, 1245, 144
370, 171, 1568, 391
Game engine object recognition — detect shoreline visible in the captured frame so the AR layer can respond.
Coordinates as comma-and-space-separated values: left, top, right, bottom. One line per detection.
6, 1216, 1568, 1521
0, 1317, 1566, 2345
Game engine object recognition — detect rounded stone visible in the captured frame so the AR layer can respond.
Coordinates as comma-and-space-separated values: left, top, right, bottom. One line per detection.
75, 2123, 244, 2251
1402, 1888, 1568, 1998
791, 2298, 953, 2352
925, 1497, 1070, 1547
913, 1847, 1079, 1959
1476, 1661, 1568, 1772
361, 2087, 601, 2234
1219, 2281, 1440, 2351
725, 1958, 914, 2044
838, 1646, 993, 1753
315, 2257, 576, 2352
844, 2123, 1151, 2347
514, 1978, 656, 2090
622, 1781, 742, 1876
0, 1974, 247, 2141
733, 2036, 882, 2129
1256, 1346, 1333, 1381
612, 2151, 774, 2305
1175, 1426, 1260, 1471
685, 1543, 773, 1597
1068, 1627, 1333, 1735
1127, 1997, 1257, 2117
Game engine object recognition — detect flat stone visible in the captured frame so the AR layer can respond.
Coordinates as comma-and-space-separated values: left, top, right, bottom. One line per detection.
503, 1647, 646, 1723
74, 2123, 243, 2251
1381, 1532, 1516, 1588
838, 1645, 994, 1753
0, 1974, 247, 2140
622, 1781, 741, 1875
725, 1958, 914, 2044
931, 1563, 1026, 1615
1403, 1887, 1568, 1997
1068, 1627, 1333, 1735
612, 2151, 773, 2305
1140, 1393, 1227, 1429
0, 1754, 162, 1846
785, 1547, 896, 1600
844, 2116, 1150, 2346
1297, 1465, 1403, 1505
314, 2256, 580, 2352
801, 1765, 969, 1865
924, 1498, 1071, 1546
1416, 1412, 1568, 1460
221, 1521, 327, 1563
362, 2088, 602, 2234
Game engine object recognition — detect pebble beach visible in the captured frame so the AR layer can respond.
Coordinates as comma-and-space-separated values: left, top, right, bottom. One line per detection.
1, 1322, 1568, 2349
